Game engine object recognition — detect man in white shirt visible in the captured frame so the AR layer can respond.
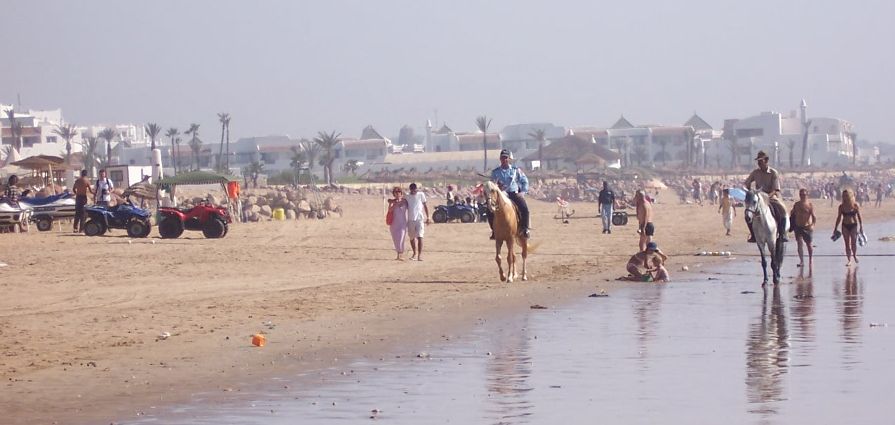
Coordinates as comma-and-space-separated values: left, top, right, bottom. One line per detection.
405, 182, 430, 261
94, 169, 114, 206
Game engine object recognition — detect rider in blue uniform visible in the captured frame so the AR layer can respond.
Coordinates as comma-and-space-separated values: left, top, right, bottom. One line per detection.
488, 149, 531, 239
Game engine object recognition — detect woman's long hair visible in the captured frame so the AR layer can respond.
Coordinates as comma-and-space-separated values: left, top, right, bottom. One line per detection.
842, 189, 856, 210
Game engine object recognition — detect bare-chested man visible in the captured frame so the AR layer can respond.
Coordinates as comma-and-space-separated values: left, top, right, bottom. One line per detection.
635, 190, 654, 252
789, 188, 817, 267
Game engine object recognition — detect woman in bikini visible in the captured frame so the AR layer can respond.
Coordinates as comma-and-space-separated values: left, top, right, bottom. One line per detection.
833, 189, 863, 266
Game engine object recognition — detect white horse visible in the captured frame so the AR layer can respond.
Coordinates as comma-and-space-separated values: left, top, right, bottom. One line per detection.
744, 191, 786, 285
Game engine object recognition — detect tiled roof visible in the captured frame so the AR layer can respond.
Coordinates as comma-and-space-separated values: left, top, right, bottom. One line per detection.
611, 115, 634, 129
521, 135, 620, 162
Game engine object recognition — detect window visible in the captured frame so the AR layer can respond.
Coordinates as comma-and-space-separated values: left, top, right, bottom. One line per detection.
45, 136, 57, 144
735, 128, 763, 138
110, 170, 124, 185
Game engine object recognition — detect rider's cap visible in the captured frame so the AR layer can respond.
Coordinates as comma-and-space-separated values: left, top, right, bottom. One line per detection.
499, 149, 511, 158
646, 242, 658, 251
755, 151, 769, 160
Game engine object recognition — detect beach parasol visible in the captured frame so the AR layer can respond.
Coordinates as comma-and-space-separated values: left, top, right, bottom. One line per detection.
9, 155, 72, 187
728, 187, 747, 201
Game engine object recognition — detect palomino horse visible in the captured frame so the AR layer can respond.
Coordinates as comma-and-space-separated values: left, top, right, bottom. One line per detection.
484, 181, 528, 282
744, 190, 786, 285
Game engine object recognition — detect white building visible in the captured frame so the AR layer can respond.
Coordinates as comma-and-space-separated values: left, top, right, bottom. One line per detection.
725, 100, 855, 168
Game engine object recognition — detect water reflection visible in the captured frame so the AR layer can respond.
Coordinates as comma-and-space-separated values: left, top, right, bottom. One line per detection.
746, 285, 790, 415
632, 284, 664, 371
836, 267, 862, 369
790, 267, 816, 349
484, 317, 534, 425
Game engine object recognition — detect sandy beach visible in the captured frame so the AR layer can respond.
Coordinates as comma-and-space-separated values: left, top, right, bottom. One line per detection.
1, 190, 892, 424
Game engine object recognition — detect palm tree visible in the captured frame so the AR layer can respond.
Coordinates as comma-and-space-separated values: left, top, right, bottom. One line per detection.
184, 123, 201, 170
217, 113, 230, 172
246, 161, 264, 188
300, 138, 320, 176
313, 130, 341, 186
145, 123, 161, 151
289, 145, 307, 184
53, 123, 78, 165
683, 127, 696, 168
657, 139, 669, 166
475, 115, 492, 172
729, 137, 740, 168
4, 108, 23, 152
165, 128, 180, 174
99, 127, 118, 167
173, 137, 183, 172
787, 139, 796, 169
632, 146, 648, 166
78, 133, 100, 175
528, 128, 547, 167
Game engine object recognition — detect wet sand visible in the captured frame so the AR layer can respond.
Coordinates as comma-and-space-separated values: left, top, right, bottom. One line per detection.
1, 190, 892, 424
128, 221, 895, 424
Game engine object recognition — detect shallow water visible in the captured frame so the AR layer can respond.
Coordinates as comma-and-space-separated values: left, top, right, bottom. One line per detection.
126, 222, 895, 425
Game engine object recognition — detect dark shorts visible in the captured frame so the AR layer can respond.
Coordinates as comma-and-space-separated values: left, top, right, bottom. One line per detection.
793, 225, 813, 243
644, 222, 655, 236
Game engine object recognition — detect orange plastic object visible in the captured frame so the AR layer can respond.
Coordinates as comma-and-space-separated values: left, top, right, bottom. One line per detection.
227, 181, 241, 199
251, 334, 266, 347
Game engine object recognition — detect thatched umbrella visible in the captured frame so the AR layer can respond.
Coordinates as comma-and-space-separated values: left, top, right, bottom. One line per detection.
9, 155, 73, 187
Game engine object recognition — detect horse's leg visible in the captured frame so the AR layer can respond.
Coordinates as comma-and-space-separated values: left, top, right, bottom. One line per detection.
495, 240, 506, 282
506, 239, 515, 283
768, 240, 780, 285
773, 238, 784, 283
520, 239, 528, 281
758, 244, 768, 286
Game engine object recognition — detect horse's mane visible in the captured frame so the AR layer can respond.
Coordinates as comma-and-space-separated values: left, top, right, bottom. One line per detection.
485, 181, 512, 209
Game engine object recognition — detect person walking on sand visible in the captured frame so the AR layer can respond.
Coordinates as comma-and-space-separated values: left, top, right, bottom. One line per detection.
718, 188, 736, 236
790, 188, 817, 267
406, 183, 430, 261
4, 175, 28, 233
635, 190, 654, 252
72, 169, 94, 233
387, 186, 409, 261
598, 180, 616, 234
833, 189, 863, 266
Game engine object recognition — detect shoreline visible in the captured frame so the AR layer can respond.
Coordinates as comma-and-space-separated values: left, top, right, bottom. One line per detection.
1, 190, 892, 425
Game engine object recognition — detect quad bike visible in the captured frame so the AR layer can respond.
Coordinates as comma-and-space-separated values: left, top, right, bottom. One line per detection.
157, 202, 232, 239
20, 192, 77, 231
83, 198, 152, 238
432, 202, 477, 223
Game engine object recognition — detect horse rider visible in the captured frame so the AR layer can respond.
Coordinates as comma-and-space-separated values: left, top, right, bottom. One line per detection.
744, 150, 788, 243
488, 148, 531, 240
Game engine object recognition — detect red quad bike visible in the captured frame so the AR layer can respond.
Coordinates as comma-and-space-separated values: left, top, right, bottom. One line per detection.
157, 202, 232, 239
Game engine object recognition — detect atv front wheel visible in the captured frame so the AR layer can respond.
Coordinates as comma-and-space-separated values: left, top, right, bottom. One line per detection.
127, 219, 150, 238
202, 217, 227, 238
158, 217, 184, 239
83, 219, 106, 236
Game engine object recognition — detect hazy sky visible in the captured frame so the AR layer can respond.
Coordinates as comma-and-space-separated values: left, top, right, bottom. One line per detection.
2, 0, 893, 142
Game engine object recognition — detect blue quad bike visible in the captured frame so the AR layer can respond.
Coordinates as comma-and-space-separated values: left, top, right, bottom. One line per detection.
432, 202, 479, 223
83, 200, 152, 238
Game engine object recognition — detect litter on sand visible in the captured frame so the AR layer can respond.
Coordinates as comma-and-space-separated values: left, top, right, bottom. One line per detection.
530, 304, 548, 309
